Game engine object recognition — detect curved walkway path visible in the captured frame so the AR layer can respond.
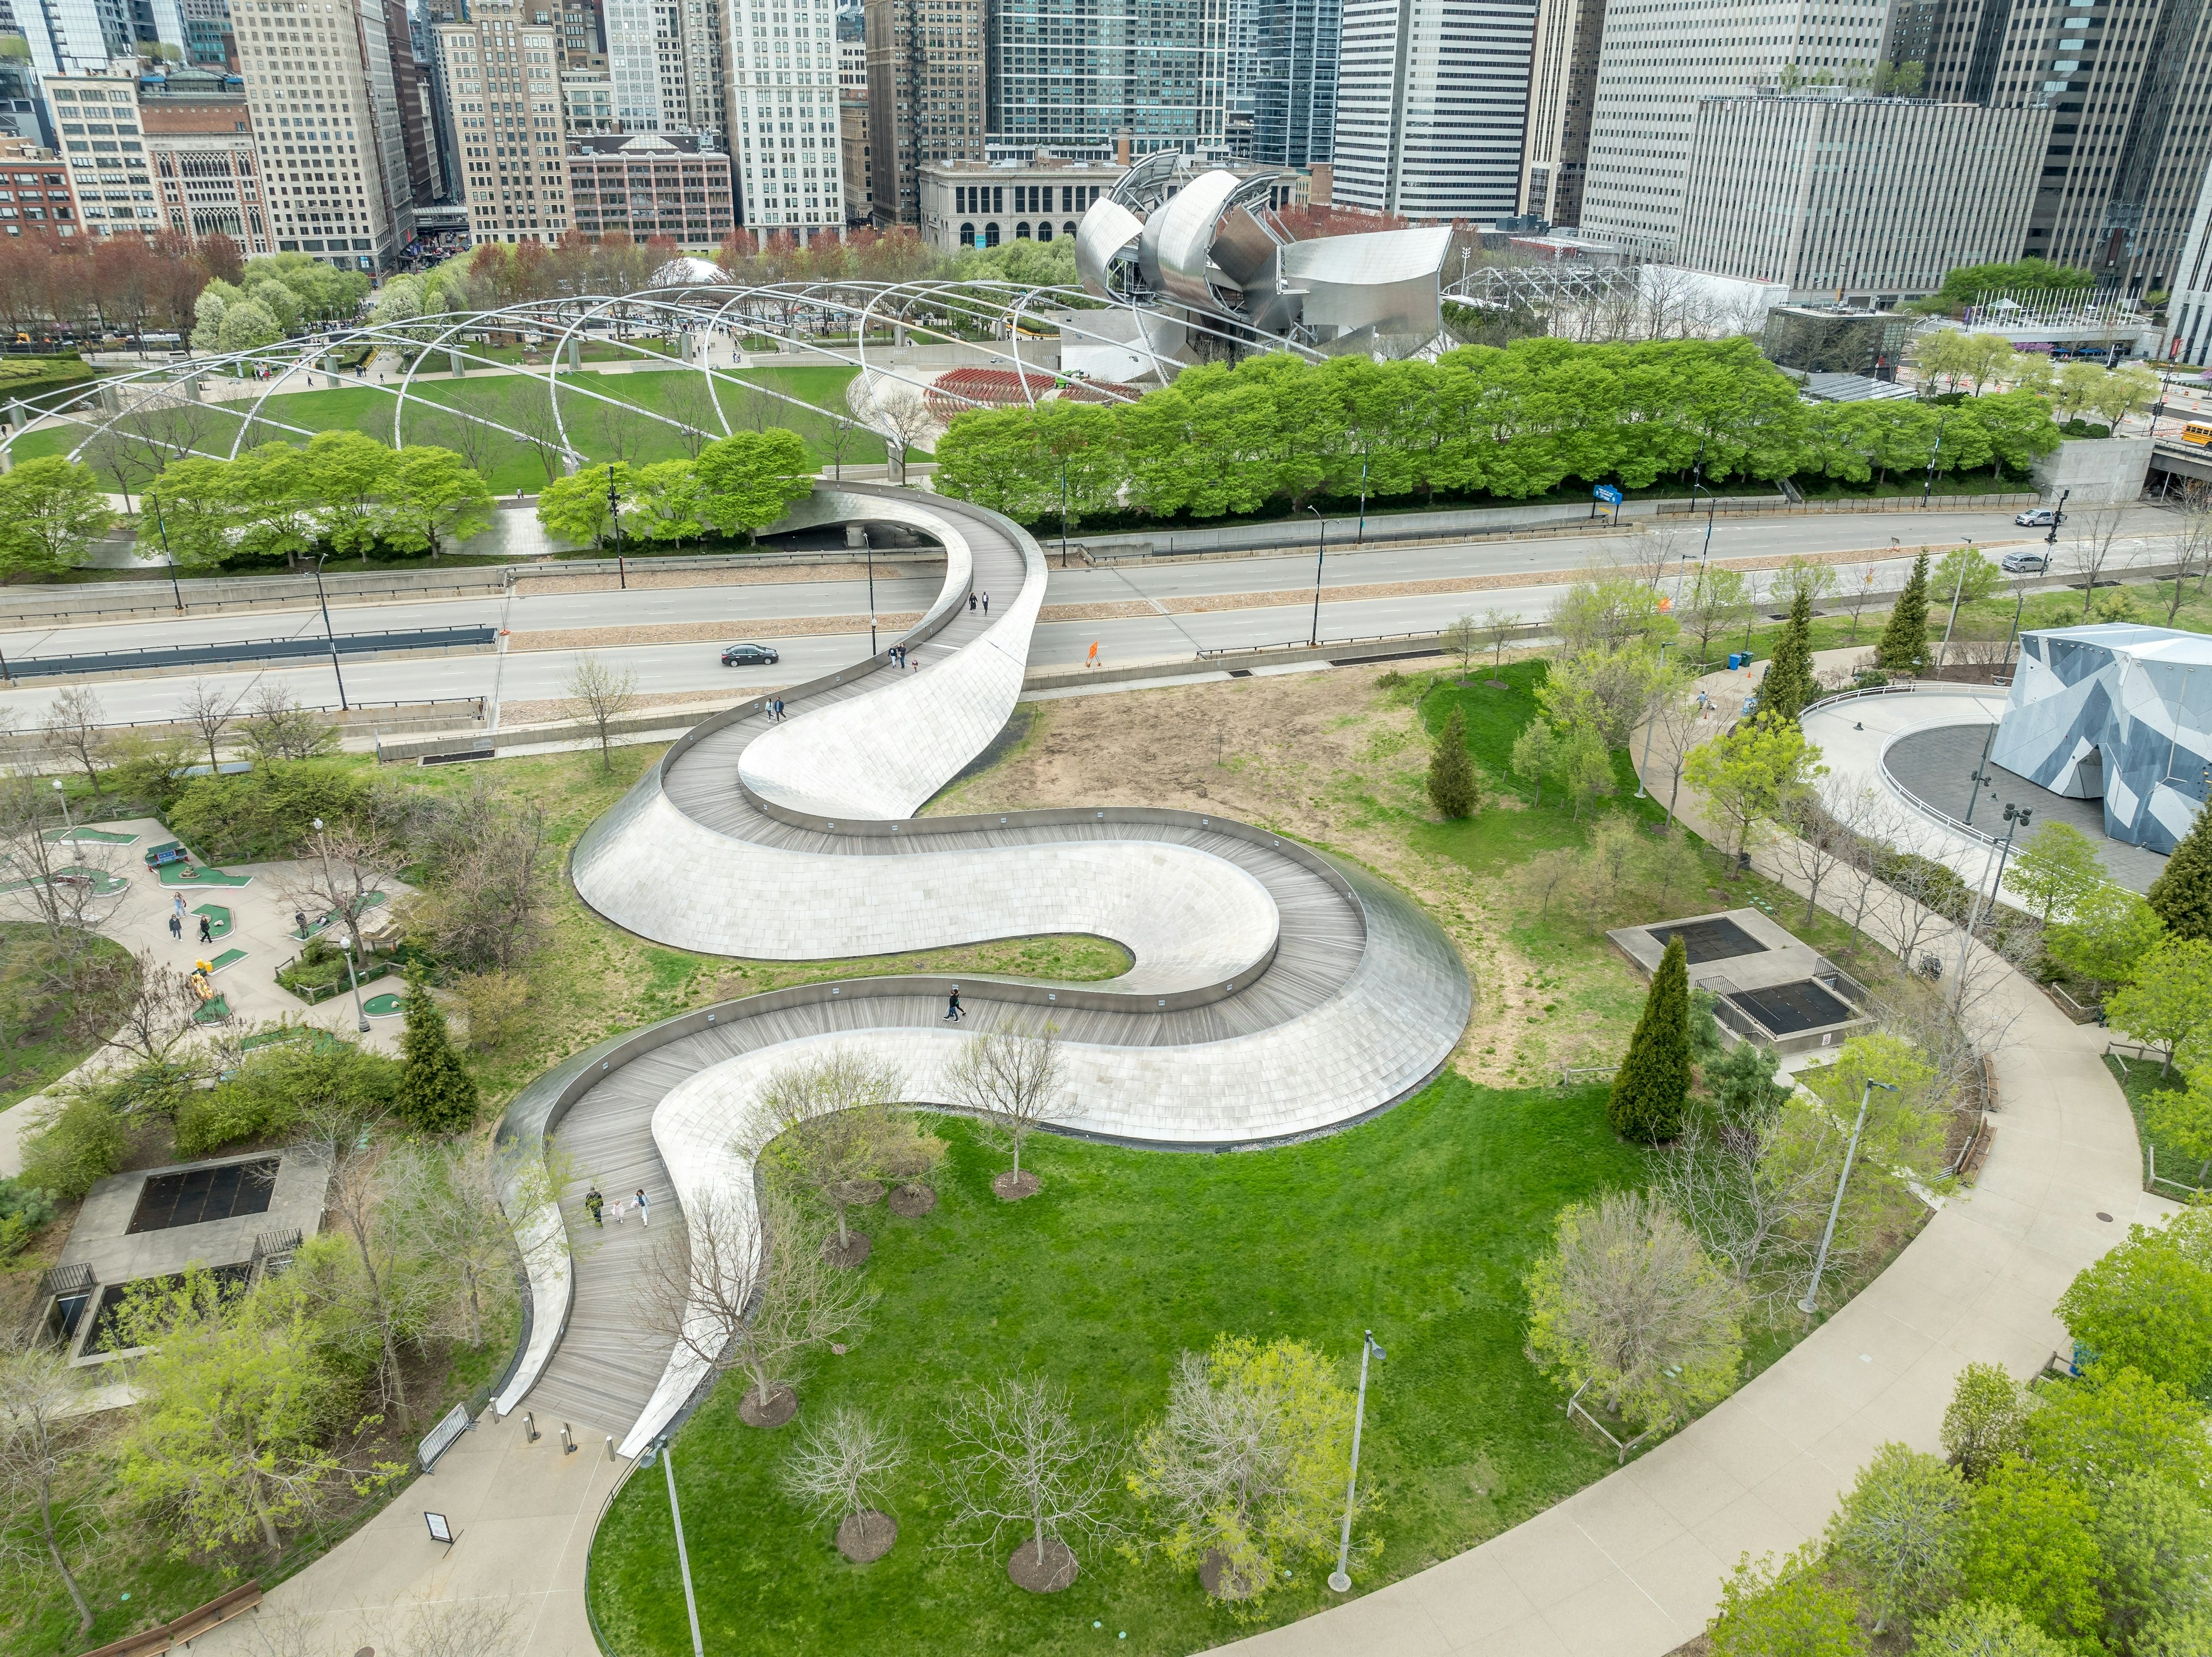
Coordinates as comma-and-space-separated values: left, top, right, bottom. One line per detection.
506, 481, 1468, 1462
1211, 661, 2174, 1657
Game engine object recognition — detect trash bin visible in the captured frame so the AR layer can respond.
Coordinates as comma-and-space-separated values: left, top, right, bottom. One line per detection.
1726, 651, 1747, 669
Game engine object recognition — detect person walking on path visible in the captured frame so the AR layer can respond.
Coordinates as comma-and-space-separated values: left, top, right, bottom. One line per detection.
585, 1186, 604, 1227
634, 1189, 649, 1227
982, 592, 990, 613
168, 912, 182, 941
294, 910, 308, 936
968, 593, 978, 612
197, 915, 213, 944
173, 894, 187, 920
945, 986, 964, 1023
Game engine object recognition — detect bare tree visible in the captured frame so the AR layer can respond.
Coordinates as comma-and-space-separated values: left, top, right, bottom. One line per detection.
593, 392, 647, 465
2169, 490, 2212, 622
238, 683, 340, 764
1480, 607, 1518, 671
737, 379, 786, 434
498, 380, 575, 484
779, 1406, 907, 1562
638, 1189, 874, 1427
2069, 506, 2127, 614
941, 1024, 1070, 1201
1777, 556, 1839, 608
564, 655, 638, 771
404, 777, 550, 972
177, 678, 244, 774
383, 1137, 521, 1348
102, 947, 204, 1072
1838, 561, 1883, 643
1442, 614, 1479, 683
660, 370, 722, 459
290, 1069, 416, 1420
39, 688, 108, 797
820, 415, 866, 482
0, 1341, 97, 1637
419, 402, 507, 484
748, 1049, 906, 1261
275, 816, 402, 1023
1771, 789, 1853, 929
938, 1374, 1119, 1592
868, 383, 935, 485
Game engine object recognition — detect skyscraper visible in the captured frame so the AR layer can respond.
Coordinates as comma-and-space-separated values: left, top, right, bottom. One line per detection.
1922, 0, 2212, 295
431, 0, 568, 245
1331, 0, 1535, 220
1578, 0, 1890, 255
1249, 0, 1337, 169
726, 0, 844, 234
984, 0, 1227, 157
234, 0, 419, 266
1516, 0, 1601, 224
863, 0, 979, 225
604, 0, 721, 139
381, 0, 434, 205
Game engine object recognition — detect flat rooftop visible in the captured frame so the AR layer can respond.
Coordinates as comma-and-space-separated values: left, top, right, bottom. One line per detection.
1607, 907, 1873, 1052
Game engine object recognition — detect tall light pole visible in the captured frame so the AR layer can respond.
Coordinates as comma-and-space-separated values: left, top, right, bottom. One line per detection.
1799, 1078, 1898, 1315
1355, 451, 1370, 547
147, 492, 184, 611
1921, 413, 1949, 508
662, 1442, 706, 1657
2046, 487, 2070, 548
866, 538, 877, 656
312, 816, 372, 1035
1327, 1330, 1385, 1594
1306, 505, 1327, 649
50, 777, 71, 838
310, 552, 350, 712
608, 464, 627, 590
1954, 802, 2031, 1008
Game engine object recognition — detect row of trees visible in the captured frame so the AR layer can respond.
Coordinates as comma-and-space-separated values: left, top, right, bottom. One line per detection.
533, 429, 816, 549
188, 253, 374, 357
1911, 330, 2162, 426
0, 229, 243, 345
1706, 1213, 2212, 1654
933, 342, 2065, 534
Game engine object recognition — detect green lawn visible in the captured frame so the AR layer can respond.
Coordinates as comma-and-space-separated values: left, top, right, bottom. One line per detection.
588, 1081, 1651, 1657
0, 922, 132, 1113
2104, 1052, 2207, 1196
19, 362, 881, 498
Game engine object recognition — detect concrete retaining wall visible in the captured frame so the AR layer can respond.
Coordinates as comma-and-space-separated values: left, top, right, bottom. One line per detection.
2032, 437, 2154, 505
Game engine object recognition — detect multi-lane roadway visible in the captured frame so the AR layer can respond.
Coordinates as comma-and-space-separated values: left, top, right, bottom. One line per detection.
0, 502, 2171, 728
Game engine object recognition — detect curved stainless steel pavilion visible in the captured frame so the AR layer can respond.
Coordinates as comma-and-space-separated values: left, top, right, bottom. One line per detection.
492, 482, 1470, 1458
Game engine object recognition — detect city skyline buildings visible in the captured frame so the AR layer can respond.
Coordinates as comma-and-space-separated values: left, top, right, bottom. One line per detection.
982, 0, 1229, 157
1331, 0, 1536, 220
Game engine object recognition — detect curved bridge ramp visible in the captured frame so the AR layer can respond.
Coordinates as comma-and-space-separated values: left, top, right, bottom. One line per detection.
503, 482, 1471, 1455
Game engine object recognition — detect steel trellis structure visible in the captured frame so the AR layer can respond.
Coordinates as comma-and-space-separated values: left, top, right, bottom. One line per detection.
9, 279, 1332, 483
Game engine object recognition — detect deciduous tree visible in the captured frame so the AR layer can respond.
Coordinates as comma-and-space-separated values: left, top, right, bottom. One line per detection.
938, 1374, 1118, 1593
1706, 1546, 1866, 1657
748, 1047, 906, 1255
2005, 821, 2107, 925
694, 428, 814, 540
0, 1342, 98, 1636
941, 1024, 1069, 1200
563, 653, 638, 771
2106, 937, 2212, 1076
779, 1406, 907, 1561
1824, 1442, 1965, 1633
1941, 1361, 2032, 1481
1683, 712, 1827, 858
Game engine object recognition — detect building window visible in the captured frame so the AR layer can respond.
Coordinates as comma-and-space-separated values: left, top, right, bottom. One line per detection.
959, 219, 974, 244
984, 220, 998, 246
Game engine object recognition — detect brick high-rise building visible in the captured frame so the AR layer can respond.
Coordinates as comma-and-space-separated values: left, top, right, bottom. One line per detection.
434, 0, 571, 244
142, 63, 270, 251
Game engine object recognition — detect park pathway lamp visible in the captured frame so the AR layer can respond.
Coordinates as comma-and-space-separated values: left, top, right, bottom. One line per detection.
310, 552, 350, 712
1799, 1079, 1898, 1315
661, 1440, 706, 1657
1328, 1330, 1385, 1593
51, 777, 71, 837
1955, 802, 2031, 1008
313, 817, 373, 1035
1306, 505, 1327, 649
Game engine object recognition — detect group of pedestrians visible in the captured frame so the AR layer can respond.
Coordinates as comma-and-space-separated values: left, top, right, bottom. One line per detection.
889, 645, 912, 671
165, 892, 214, 944
966, 592, 992, 615
766, 698, 788, 721
582, 1185, 651, 1227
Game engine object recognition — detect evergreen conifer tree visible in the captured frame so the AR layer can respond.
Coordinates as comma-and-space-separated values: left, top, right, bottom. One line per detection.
1609, 936, 1690, 1142
397, 966, 480, 1133
1427, 705, 1479, 819
1873, 551, 1931, 675
1759, 587, 1817, 722
2150, 804, 2212, 943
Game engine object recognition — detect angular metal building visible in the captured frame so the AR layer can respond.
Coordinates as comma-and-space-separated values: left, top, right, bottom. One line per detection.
1990, 623, 2212, 854
1073, 155, 1449, 357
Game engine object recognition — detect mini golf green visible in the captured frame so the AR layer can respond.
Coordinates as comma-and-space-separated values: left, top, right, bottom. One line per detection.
290, 890, 385, 938
160, 864, 252, 888
361, 991, 404, 1017
0, 867, 130, 895
191, 995, 230, 1024
205, 948, 247, 974
43, 827, 138, 845
192, 904, 233, 940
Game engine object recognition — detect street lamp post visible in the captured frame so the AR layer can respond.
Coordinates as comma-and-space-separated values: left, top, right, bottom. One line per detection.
608, 466, 626, 590
310, 553, 350, 712
1355, 451, 1370, 547
1921, 414, 1949, 508
312, 816, 372, 1035
866, 539, 877, 656
2046, 487, 2070, 548
147, 493, 185, 611
1954, 802, 2032, 1008
1327, 1330, 1385, 1594
50, 777, 71, 838
1798, 1077, 1899, 1315
1306, 505, 1327, 649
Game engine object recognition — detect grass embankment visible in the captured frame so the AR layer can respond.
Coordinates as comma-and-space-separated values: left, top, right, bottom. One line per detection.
2104, 1052, 2207, 1197
14, 361, 881, 498
0, 922, 133, 1114
588, 1085, 1648, 1657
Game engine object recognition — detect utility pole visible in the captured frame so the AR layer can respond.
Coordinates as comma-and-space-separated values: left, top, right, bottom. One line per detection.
1306, 505, 1327, 648
1327, 1330, 1385, 1593
1800, 1078, 1898, 1315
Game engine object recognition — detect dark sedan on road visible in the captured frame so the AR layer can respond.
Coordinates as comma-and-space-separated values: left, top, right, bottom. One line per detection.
721, 642, 780, 667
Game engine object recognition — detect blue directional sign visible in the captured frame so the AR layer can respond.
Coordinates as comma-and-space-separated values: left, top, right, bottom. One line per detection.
1593, 484, 1623, 505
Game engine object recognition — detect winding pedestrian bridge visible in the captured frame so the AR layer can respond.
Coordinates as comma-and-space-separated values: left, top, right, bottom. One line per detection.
494, 482, 1472, 1459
